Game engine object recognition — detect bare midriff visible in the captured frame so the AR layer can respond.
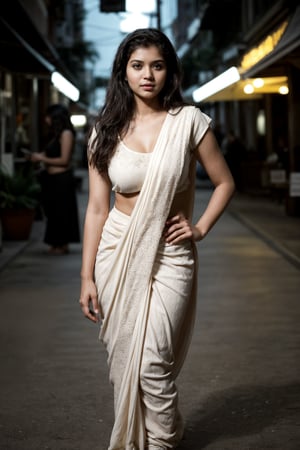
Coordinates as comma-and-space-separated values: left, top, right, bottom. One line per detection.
46, 165, 71, 175
114, 189, 190, 219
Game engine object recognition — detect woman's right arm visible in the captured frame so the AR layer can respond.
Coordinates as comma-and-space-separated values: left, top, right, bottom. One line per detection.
79, 164, 111, 323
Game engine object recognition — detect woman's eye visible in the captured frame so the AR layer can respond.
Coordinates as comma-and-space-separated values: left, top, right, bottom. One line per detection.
132, 63, 141, 69
153, 63, 164, 70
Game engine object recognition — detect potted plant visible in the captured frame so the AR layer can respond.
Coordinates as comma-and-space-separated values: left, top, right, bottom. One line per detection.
0, 166, 41, 240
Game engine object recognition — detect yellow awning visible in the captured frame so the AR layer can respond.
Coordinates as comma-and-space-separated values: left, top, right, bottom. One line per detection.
199, 76, 288, 103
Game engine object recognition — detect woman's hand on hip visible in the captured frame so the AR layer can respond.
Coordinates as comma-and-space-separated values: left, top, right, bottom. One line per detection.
164, 213, 203, 244
79, 279, 100, 323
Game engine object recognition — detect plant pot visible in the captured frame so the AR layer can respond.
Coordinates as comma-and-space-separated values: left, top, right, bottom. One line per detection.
0, 208, 35, 240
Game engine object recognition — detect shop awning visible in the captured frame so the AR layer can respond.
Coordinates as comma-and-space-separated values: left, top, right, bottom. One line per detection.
0, 1, 75, 81
0, 1, 79, 100
0, 17, 55, 74
191, 5, 299, 103
0, 17, 79, 101
193, 75, 288, 103
240, 5, 300, 78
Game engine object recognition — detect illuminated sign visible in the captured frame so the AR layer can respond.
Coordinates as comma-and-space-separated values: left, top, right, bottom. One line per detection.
240, 21, 288, 71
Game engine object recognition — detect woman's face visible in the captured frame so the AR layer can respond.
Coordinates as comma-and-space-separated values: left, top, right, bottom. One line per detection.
125, 45, 167, 102
45, 115, 51, 126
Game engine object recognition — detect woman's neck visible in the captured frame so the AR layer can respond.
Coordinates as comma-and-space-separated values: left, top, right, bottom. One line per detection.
134, 99, 163, 118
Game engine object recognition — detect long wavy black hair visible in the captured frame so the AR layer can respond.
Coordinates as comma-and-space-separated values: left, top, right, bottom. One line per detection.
45, 104, 75, 140
89, 28, 186, 174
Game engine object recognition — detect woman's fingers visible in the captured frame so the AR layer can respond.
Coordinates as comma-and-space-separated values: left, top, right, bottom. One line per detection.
79, 294, 100, 323
164, 214, 193, 244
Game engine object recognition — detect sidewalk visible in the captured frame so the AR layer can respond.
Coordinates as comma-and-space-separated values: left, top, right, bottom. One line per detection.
0, 168, 87, 272
227, 190, 300, 270
1, 173, 300, 272
1, 171, 299, 450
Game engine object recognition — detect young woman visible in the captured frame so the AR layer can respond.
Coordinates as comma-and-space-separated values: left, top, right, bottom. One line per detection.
79, 28, 235, 449
29, 104, 80, 254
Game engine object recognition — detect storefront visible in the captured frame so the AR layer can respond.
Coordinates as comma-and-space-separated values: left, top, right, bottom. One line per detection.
239, 5, 300, 215
191, 4, 300, 215
0, 2, 79, 175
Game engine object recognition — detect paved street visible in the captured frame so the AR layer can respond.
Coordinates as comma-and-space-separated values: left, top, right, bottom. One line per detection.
0, 177, 300, 450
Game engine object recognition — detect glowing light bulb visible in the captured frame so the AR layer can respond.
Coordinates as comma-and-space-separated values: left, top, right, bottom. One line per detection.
279, 86, 289, 95
244, 84, 254, 94
253, 78, 264, 88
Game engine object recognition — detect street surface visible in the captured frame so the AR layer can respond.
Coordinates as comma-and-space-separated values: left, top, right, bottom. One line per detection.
0, 183, 299, 450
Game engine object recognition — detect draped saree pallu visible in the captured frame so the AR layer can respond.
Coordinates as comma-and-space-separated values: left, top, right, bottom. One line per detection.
94, 106, 211, 450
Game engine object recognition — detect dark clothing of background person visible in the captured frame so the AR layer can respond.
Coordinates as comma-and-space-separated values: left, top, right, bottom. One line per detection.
41, 128, 80, 250
223, 130, 246, 191
41, 172, 80, 248
28, 103, 80, 254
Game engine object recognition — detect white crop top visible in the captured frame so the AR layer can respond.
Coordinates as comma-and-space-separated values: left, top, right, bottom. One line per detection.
108, 138, 192, 194
88, 107, 212, 195
108, 139, 152, 193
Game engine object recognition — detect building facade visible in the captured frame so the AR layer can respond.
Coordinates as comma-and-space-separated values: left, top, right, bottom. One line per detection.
173, 0, 300, 216
0, 0, 84, 175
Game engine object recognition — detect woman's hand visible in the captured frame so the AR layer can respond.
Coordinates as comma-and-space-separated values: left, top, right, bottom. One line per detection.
30, 152, 45, 163
164, 213, 204, 244
79, 278, 100, 323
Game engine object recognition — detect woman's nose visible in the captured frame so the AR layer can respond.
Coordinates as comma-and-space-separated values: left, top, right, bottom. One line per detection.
143, 66, 154, 79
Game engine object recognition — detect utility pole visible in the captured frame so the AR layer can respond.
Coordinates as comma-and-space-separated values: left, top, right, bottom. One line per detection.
156, 0, 161, 30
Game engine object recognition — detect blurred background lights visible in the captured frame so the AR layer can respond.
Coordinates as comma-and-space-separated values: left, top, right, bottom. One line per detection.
244, 84, 254, 94
193, 66, 240, 103
126, 0, 156, 14
51, 71, 80, 102
71, 114, 87, 127
279, 85, 289, 95
120, 13, 150, 32
257, 110, 266, 135
120, 0, 157, 32
253, 78, 264, 88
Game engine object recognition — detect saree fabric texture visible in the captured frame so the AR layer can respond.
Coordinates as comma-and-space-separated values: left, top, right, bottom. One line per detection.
93, 106, 211, 449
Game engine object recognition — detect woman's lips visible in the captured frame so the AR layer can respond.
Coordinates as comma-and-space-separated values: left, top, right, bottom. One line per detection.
141, 84, 154, 90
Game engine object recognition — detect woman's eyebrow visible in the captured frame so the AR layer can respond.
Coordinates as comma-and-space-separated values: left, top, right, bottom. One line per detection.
129, 59, 165, 63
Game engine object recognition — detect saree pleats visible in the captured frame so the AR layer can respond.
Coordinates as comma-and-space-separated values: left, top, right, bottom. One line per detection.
94, 107, 209, 449
141, 238, 196, 448
95, 208, 197, 449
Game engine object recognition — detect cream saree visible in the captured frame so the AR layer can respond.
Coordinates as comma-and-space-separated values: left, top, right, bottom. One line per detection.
94, 106, 211, 449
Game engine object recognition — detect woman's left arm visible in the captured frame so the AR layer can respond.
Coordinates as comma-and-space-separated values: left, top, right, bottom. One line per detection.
165, 128, 235, 244
30, 129, 74, 167
193, 128, 235, 239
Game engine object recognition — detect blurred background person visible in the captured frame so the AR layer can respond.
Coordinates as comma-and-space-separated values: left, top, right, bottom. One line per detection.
222, 129, 246, 191
28, 104, 80, 254
15, 112, 30, 156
